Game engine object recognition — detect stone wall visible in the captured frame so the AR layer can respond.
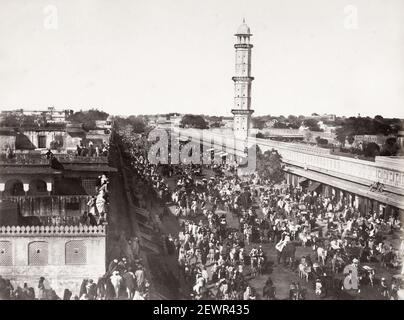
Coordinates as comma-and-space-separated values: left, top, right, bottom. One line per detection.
21, 130, 65, 149
0, 225, 106, 298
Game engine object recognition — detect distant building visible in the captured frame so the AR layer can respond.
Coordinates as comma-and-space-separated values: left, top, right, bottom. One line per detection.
265, 119, 278, 128
306, 113, 336, 122
95, 115, 113, 130
397, 131, 404, 151
317, 121, 338, 133
222, 117, 234, 129
157, 115, 169, 124
0, 107, 73, 123
0, 110, 112, 152
169, 115, 182, 127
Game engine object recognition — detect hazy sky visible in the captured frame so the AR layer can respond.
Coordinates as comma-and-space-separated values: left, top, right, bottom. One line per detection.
0, 0, 403, 118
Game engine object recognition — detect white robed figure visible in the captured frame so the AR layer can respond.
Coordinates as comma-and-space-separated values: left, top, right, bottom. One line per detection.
87, 196, 97, 215
96, 189, 107, 215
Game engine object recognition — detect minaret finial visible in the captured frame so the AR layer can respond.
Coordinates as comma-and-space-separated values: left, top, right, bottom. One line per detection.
243, 17, 245, 23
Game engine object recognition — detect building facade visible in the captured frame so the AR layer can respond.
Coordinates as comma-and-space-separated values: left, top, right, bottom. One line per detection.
0, 225, 106, 298
0, 117, 116, 297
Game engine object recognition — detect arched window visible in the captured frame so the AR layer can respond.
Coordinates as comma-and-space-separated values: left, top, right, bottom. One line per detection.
65, 240, 86, 265
4, 179, 24, 196
29, 179, 47, 195
28, 241, 49, 265
0, 241, 12, 266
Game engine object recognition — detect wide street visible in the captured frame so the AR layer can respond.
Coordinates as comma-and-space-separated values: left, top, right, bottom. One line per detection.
160, 169, 401, 300
109, 136, 402, 300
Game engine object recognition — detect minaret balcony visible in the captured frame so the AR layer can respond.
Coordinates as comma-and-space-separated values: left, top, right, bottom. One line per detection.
234, 44, 253, 49
231, 109, 254, 115
232, 76, 254, 82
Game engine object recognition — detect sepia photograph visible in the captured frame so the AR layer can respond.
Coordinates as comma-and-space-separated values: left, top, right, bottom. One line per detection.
0, 0, 403, 305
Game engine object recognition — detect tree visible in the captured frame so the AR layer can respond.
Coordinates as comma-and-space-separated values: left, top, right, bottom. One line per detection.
334, 116, 400, 140
252, 145, 284, 184
0, 114, 38, 128
127, 116, 146, 133
207, 116, 223, 123
180, 114, 208, 129
304, 119, 323, 132
252, 118, 265, 129
113, 115, 147, 134
67, 109, 109, 131
273, 122, 288, 129
210, 122, 222, 128
347, 135, 355, 145
335, 127, 348, 146
287, 115, 301, 129
315, 136, 328, 146
362, 142, 380, 158
380, 137, 399, 156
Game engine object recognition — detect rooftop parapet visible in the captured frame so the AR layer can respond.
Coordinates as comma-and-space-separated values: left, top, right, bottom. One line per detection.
0, 224, 106, 236
0, 153, 108, 165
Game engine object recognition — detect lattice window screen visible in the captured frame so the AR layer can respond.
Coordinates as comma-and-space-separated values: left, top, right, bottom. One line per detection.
65, 240, 86, 265
82, 179, 97, 195
28, 241, 49, 265
0, 241, 12, 266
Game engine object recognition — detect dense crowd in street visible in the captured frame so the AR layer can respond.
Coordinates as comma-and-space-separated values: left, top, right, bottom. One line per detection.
123, 131, 404, 300
2, 130, 402, 300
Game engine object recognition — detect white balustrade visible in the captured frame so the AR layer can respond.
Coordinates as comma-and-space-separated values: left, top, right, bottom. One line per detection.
0, 225, 106, 235
175, 127, 404, 191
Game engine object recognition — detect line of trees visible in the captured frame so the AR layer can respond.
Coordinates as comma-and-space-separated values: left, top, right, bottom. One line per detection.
180, 114, 208, 129
335, 115, 402, 146
113, 115, 147, 134
67, 109, 109, 131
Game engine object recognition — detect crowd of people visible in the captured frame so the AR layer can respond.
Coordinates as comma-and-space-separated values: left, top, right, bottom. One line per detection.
0, 276, 62, 300
76, 140, 109, 158
4, 129, 401, 300
0, 256, 149, 300
123, 130, 403, 300
76, 256, 149, 300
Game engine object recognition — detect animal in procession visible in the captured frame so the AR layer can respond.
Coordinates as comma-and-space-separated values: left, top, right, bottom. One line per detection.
317, 246, 328, 266
110, 271, 123, 299
298, 256, 312, 282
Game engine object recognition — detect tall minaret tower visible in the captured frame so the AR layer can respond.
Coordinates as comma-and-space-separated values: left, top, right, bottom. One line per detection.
231, 19, 254, 141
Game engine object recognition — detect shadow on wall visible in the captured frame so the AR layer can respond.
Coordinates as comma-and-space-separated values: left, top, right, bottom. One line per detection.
0, 200, 19, 226
15, 133, 36, 150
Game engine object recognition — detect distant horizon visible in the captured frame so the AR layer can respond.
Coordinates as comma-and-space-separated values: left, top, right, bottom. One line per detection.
2, 106, 403, 120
